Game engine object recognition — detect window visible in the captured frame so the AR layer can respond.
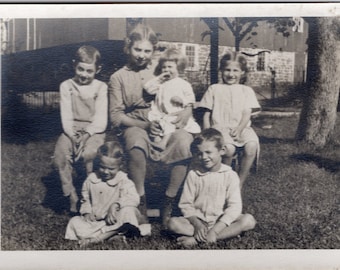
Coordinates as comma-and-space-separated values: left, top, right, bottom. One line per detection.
181, 43, 199, 71
185, 45, 195, 69
292, 17, 304, 33
257, 52, 266, 71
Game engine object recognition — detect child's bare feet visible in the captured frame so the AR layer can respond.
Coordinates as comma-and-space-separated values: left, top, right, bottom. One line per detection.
78, 238, 93, 248
177, 236, 198, 248
108, 234, 127, 244
78, 237, 103, 248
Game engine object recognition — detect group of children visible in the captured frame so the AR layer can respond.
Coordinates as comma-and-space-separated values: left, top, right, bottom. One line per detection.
54, 24, 260, 248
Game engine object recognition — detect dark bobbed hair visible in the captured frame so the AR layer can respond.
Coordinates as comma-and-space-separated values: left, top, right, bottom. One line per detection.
124, 24, 158, 54
73, 45, 102, 69
154, 48, 187, 76
219, 51, 248, 84
190, 128, 225, 154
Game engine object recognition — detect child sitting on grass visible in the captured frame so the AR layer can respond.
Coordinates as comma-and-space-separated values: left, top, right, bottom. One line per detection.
65, 141, 151, 246
167, 128, 256, 248
53, 45, 107, 214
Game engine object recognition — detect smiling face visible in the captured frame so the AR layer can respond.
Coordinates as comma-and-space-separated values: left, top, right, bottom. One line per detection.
98, 156, 121, 181
221, 61, 244, 85
73, 61, 97, 85
195, 140, 225, 172
128, 39, 154, 68
161, 60, 179, 80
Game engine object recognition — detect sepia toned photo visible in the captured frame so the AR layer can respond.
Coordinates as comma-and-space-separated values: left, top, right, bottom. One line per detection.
1, 3, 339, 270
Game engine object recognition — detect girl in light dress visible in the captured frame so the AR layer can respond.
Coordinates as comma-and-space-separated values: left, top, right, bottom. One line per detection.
199, 51, 261, 189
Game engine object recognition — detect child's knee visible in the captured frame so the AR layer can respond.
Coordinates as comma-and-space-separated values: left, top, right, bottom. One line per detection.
167, 217, 182, 232
171, 129, 193, 147
224, 144, 236, 157
244, 142, 258, 157
82, 149, 97, 163
240, 213, 257, 231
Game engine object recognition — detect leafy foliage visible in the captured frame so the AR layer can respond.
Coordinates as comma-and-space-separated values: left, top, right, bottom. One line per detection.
201, 17, 296, 51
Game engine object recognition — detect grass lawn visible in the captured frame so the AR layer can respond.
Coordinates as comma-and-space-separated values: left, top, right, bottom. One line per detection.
1, 110, 339, 250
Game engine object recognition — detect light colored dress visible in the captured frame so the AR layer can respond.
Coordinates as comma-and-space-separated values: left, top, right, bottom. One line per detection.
109, 65, 193, 164
65, 171, 141, 240
54, 78, 107, 196
178, 164, 242, 229
145, 77, 201, 136
199, 83, 260, 147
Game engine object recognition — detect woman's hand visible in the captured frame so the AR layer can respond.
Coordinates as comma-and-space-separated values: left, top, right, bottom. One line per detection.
149, 120, 163, 136
171, 106, 192, 129
83, 213, 96, 222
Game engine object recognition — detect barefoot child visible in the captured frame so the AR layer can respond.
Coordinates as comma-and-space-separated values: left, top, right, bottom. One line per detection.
65, 141, 150, 246
199, 51, 261, 189
144, 48, 201, 149
54, 45, 107, 213
167, 128, 256, 248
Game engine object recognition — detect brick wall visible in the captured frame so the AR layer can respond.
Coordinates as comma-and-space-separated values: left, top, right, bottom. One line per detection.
159, 41, 297, 88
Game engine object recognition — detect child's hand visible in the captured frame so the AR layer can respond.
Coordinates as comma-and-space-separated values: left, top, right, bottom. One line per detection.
158, 71, 171, 82
144, 72, 170, 95
105, 203, 120, 225
230, 128, 241, 142
193, 223, 208, 243
206, 230, 217, 243
83, 213, 96, 222
72, 132, 90, 160
171, 107, 192, 129
77, 132, 90, 152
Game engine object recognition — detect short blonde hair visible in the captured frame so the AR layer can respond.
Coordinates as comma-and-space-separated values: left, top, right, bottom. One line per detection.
154, 48, 187, 75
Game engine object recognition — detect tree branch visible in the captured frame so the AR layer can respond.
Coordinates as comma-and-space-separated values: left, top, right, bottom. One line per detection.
222, 17, 237, 36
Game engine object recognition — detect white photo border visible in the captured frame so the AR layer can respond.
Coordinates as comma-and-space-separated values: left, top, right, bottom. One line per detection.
1, 3, 340, 270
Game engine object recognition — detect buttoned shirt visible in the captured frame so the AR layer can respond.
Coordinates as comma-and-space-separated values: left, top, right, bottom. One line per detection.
80, 171, 140, 220
179, 164, 242, 227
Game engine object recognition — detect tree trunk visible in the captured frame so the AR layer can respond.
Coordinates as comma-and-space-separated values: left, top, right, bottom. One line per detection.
296, 17, 340, 147
210, 18, 219, 84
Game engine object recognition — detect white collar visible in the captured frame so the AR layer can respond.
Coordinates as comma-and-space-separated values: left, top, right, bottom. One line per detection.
194, 163, 232, 176
88, 171, 127, 186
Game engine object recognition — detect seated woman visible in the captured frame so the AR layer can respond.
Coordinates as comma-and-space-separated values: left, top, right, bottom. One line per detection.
108, 24, 194, 227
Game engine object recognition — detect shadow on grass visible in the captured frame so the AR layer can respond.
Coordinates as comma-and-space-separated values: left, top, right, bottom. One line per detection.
259, 136, 296, 144
290, 153, 340, 173
1, 106, 62, 145
41, 163, 87, 214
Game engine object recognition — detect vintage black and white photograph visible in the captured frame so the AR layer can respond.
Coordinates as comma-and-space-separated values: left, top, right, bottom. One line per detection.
1, 3, 339, 270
